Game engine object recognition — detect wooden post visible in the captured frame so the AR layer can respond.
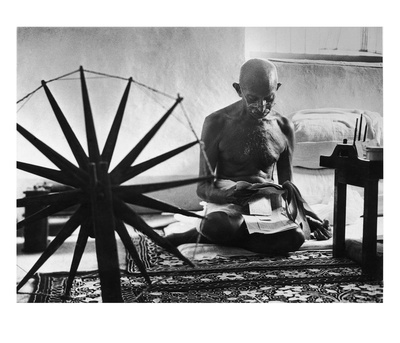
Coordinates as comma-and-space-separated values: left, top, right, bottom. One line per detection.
362, 178, 379, 274
333, 170, 347, 257
23, 189, 50, 253
89, 162, 122, 302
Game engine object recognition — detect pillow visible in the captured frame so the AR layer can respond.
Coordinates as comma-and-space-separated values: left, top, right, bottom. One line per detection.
287, 108, 383, 168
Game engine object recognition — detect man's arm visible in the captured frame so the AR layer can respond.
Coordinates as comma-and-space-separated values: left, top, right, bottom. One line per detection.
276, 115, 295, 185
196, 114, 236, 204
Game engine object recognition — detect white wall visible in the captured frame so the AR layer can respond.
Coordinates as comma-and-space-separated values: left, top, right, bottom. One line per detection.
273, 60, 383, 116
245, 27, 383, 116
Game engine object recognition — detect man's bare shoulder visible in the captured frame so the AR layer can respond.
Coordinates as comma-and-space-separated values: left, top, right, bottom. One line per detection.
207, 101, 241, 120
204, 101, 241, 128
269, 110, 288, 123
269, 111, 294, 135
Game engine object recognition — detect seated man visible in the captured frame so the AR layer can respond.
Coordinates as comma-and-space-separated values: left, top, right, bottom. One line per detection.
165, 58, 330, 255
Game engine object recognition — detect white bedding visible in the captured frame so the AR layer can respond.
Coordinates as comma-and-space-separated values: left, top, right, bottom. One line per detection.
287, 108, 383, 168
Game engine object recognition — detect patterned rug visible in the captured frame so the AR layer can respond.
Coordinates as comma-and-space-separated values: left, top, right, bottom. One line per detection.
29, 235, 383, 303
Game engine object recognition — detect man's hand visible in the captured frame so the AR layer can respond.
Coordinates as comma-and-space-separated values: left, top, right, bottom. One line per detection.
226, 181, 258, 206
232, 189, 258, 206
307, 216, 332, 241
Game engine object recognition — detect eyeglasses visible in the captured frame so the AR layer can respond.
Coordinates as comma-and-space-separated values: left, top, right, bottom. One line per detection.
245, 97, 276, 108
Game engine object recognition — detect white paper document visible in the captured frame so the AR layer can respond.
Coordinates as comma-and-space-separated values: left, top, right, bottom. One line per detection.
248, 197, 272, 216
243, 208, 298, 235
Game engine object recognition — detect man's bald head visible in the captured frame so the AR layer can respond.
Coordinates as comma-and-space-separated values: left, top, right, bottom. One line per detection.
239, 59, 279, 92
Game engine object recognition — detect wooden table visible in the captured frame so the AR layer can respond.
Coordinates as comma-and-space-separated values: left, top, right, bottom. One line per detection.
320, 144, 383, 275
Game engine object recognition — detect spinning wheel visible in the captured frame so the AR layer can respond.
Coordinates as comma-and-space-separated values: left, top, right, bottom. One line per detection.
17, 67, 213, 302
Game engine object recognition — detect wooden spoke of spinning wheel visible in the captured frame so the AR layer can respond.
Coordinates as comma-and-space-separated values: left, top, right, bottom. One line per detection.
80, 66, 101, 163
17, 161, 83, 188
63, 215, 91, 299
17, 197, 83, 230
17, 124, 88, 186
17, 188, 83, 208
114, 175, 214, 195
101, 77, 133, 166
117, 140, 199, 184
41, 80, 89, 170
109, 96, 183, 184
113, 197, 194, 268
114, 218, 151, 284
120, 192, 205, 220
17, 205, 88, 291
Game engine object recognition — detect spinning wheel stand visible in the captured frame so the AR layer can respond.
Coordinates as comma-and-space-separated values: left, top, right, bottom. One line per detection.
17, 67, 212, 302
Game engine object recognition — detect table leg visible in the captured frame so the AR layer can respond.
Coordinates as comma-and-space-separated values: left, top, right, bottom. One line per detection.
362, 179, 379, 275
333, 171, 347, 257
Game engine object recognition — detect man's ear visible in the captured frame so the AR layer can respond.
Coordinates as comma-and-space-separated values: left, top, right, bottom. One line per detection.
277, 82, 282, 91
233, 82, 242, 96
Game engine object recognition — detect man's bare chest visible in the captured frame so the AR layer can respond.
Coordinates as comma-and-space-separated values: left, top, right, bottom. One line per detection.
219, 120, 287, 166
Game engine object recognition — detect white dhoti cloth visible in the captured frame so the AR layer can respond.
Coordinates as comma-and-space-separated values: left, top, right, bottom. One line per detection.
196, 179, 298, 235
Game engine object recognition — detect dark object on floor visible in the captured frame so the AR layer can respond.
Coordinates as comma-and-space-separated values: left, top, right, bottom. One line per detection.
346, 238, 383, 279
23, 189, 50, 253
